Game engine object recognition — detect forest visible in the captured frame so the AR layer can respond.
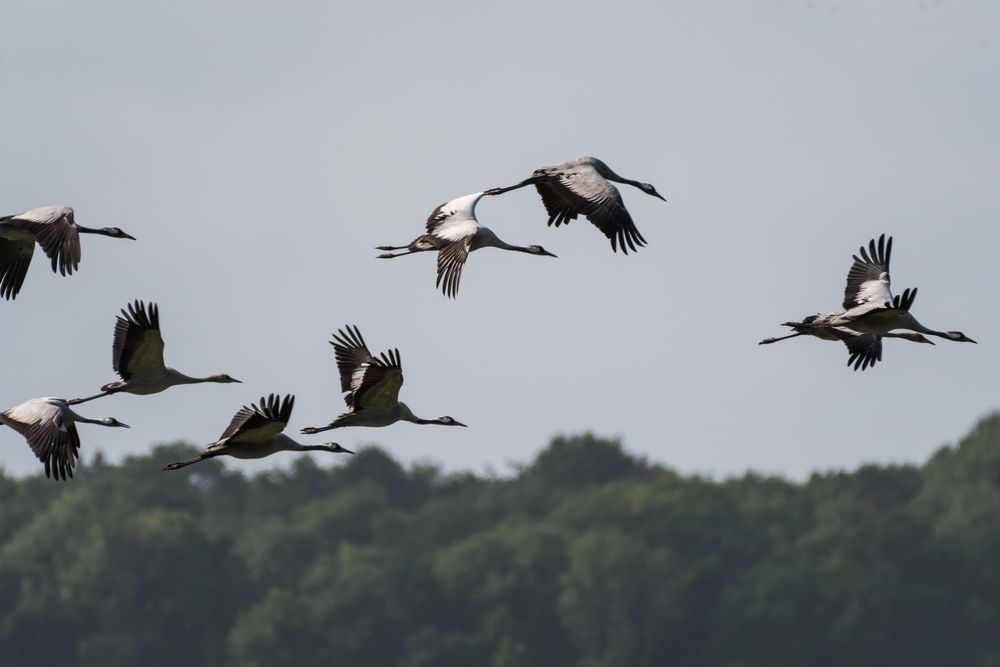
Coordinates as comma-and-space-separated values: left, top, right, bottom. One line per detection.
2, 417, 1000, 666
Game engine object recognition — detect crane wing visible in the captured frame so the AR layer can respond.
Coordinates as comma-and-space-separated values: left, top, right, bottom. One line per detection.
330, 325, 376, 393
0, 401, 80, 480
3, 208, 82, 277
425, 193, 485, 236
0, 231, 35, 300
329, 326, 404, 411
216, 393, 293, 446
843, 234, 893, 309
842, 334, 883, 371
112, 300, 167, 380
352, 349, 404, 411
533, 165, 646, 254
436, 239, 470, 298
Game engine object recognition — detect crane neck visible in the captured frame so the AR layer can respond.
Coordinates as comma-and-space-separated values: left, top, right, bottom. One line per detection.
166, 368, 218, 385
74, 224, 112, 236
398, 403, 434, 425
63, 407, 108, 426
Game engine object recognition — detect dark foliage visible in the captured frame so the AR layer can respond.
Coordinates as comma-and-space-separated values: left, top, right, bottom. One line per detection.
2, 421, 1000, 666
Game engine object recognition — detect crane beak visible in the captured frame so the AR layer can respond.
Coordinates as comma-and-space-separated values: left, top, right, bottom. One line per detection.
543, 250, 558, 258
454, 421, 468, 427
123, 232, 137, 240
654, 192, 667, 202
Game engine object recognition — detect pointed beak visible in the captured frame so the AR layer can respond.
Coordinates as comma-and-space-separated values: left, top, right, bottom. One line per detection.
334, 444, 355, 455
654, 192, 667, 202
455, 421, 467, 427
119, 422, 131, 429
969, 337, 978, 344
231, 378, 243, 383
123, 232, 137, 240
926, 339, 936, 345
543, 250, 558, 258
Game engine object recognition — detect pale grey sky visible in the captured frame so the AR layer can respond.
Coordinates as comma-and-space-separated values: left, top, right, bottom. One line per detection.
2, 0, 997, 479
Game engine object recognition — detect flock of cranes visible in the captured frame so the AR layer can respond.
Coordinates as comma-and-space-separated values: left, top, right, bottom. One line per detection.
0, 156, 978, 479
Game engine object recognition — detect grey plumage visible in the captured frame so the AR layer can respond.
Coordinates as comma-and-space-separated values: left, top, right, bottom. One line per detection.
376, 191, 555, 298
67, 300, 241, 405
488, 156, 666, 254
0, 397, 129, 480
301, 325, 466, 433
163, 393, 353, 471
0, 206, 135, 300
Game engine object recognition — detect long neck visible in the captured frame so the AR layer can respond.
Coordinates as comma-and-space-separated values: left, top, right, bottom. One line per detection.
63, 407, 109, 426
298, 444, 343, 453
398, 403, 435, 425
900, 314, 949, 339
74, 224, 110, 236
502, 241, 537, 254
166, 368, 219, 385
484, 233, 532, 254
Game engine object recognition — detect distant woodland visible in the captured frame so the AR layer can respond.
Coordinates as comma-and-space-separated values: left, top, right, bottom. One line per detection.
2, 418, 1000, 667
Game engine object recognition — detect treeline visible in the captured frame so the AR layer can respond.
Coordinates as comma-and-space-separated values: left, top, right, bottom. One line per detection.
2, 419, 1000, 666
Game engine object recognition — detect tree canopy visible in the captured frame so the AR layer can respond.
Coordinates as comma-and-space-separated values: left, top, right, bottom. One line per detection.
2, 418, 999, 666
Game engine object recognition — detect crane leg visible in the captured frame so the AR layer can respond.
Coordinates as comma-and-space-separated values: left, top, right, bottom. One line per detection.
300, 424, 338, 435
758, 333, 803, 345
163, 453, 215, 471
66, 391, 111, 405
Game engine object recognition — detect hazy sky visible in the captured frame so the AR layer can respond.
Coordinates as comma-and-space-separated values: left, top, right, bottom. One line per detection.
2, 0, 997, 480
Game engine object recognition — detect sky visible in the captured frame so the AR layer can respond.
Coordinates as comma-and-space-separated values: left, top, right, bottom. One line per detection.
1, 0, 997, 480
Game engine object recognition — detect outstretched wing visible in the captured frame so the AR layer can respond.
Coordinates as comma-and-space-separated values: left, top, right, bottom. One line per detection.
436, 240, 470, 299
532, 164, 646, 254
0, 400, 80, 480
331, 325, 375, 393
843, 234, 892, 309
0, 228, 35, 300
353, 348, 403, 410
217, 393, 293, 445
112, 300, 166, 380
3, 207, 81, 277
330, 326, 405, 410
842, 334, 883, 371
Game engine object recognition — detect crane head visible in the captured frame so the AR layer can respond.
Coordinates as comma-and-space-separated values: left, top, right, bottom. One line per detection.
528, 245, 557, 258
102, 227, 137, 240
947, 331, 977, 343
639, 183, 667, 201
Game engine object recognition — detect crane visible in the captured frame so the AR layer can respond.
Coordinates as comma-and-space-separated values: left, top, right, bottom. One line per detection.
824, 235, 976, 343
300, 325, 466, 433
68, 299, 241, 405
0, 397, 129, 480
759, 313, 935, 370
163, 393, 353, 471
376, 191, 555, 298
0, 206, 135, 300
487, 156, 666, 254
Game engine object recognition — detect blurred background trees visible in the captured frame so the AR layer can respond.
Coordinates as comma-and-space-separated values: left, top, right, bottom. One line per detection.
3, 420, 1000, 666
